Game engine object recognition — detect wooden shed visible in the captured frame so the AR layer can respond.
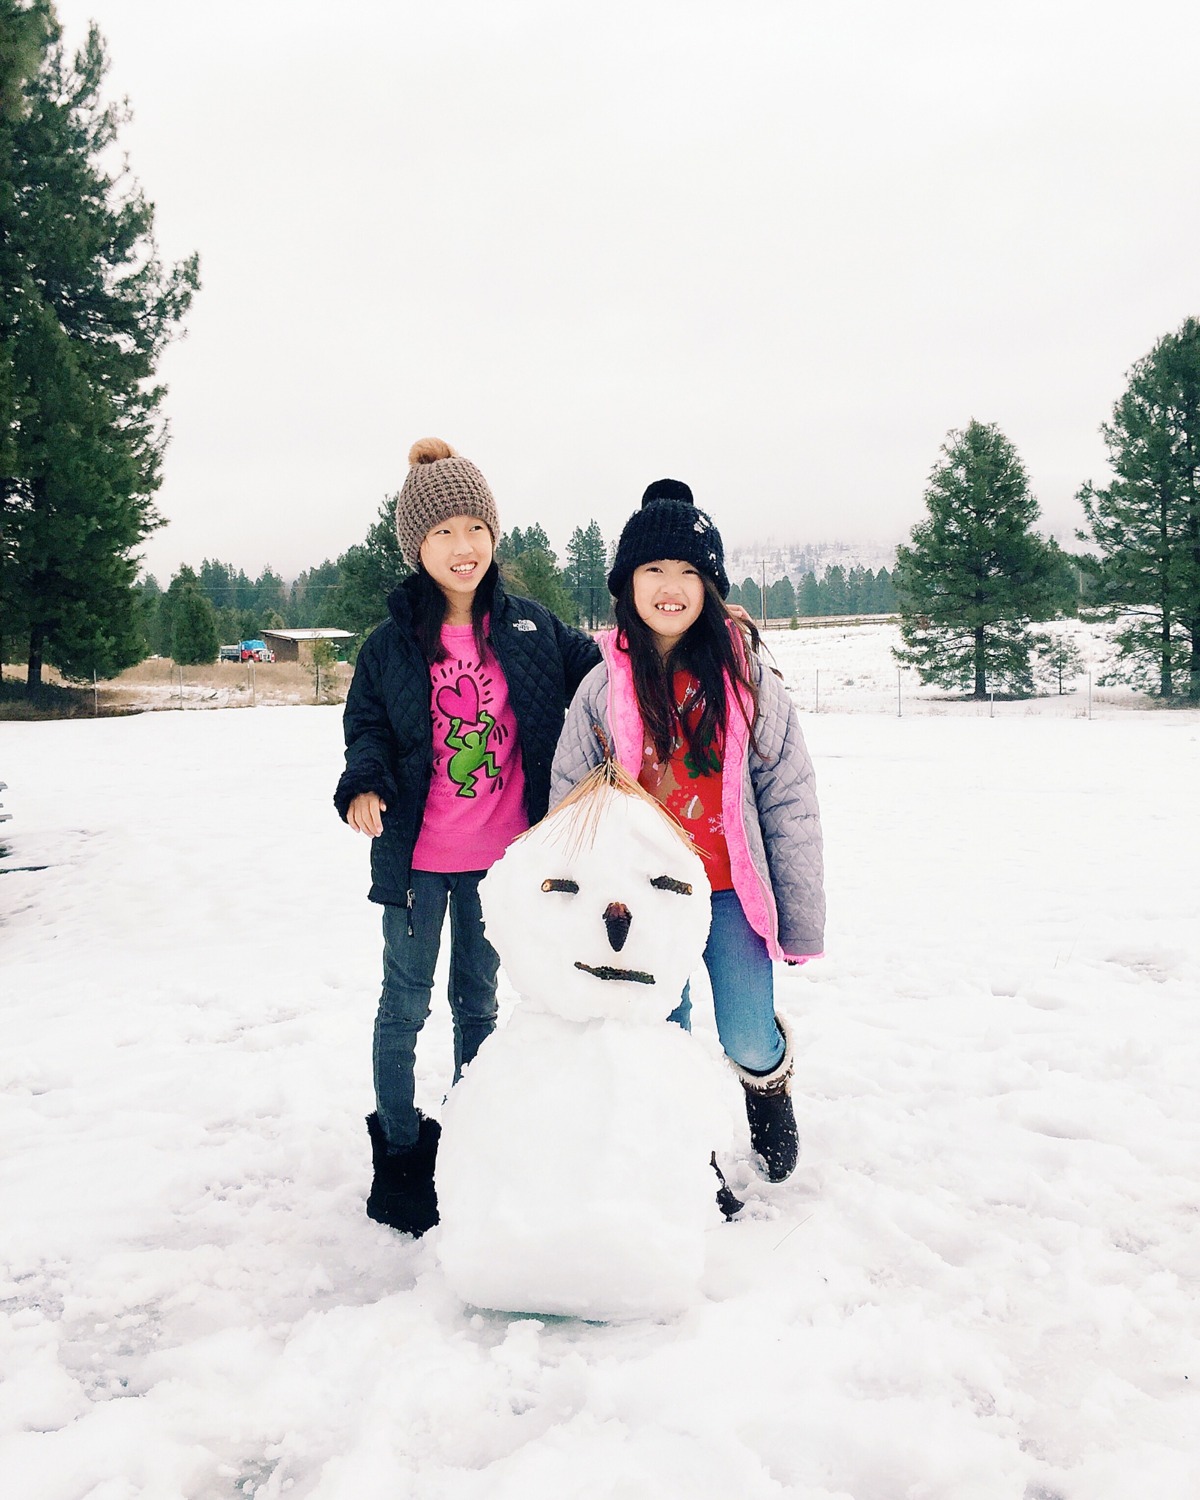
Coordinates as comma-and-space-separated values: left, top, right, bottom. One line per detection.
261, 628, 355, 665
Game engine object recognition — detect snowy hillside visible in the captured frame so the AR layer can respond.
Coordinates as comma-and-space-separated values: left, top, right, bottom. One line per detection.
1, 690, 1198, 1498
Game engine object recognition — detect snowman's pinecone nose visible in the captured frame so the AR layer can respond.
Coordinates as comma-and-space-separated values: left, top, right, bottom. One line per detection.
603, 901, 632, 952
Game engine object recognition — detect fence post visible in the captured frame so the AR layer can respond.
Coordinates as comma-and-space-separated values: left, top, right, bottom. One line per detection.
250, 662, 256, 708
177, 665, 183, 710
989, 691, 994, 719
93, 669, 99, 717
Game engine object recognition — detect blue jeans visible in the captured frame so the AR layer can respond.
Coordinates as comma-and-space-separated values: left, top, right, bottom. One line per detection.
374, 870, 499, 1151
669, 889, 785, 1074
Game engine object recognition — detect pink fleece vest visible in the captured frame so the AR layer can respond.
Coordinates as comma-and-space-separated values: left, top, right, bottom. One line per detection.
597, 629, 794, 960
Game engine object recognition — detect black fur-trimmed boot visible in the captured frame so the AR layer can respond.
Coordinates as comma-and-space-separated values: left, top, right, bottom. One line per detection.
365, 1110, 441, 1237
729, 1016, 798, 1183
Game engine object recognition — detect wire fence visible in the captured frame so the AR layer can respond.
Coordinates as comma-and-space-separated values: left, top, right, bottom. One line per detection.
779, 667, 1134, 720
759, 618, 1194, 722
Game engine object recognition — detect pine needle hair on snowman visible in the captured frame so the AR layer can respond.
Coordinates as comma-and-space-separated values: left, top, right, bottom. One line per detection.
480, 749, 713, 1025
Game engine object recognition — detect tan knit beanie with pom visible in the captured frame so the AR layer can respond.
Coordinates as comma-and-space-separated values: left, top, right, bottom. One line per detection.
394, 438, 500, 568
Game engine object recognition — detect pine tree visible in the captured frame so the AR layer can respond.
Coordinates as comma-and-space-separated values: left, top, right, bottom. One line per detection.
496, 524, 552, 565
566, 520, 608, 629
739, 576, 763, 619
131, 573, 160, 656
505, 546, 576, 623
495, 526, 525, 564
894, 420, 1062, 698
494, 524, 575, 623
846, 566, 869, 613
254, 567, 287, 620
168, 569, 218, 665
822, 565, 848, 616
307, 636, 339, 704
1, 11, 199, 693
797, 572, 820, 617
288, 559, 339, 624
1078, 318, 1200, 699
767, 575, 796, 620
319, 493, 410, 637
1035, 634, 1085, 695
198, 558, 235, 608
0, 5, 50, 678
873, 566, 898, 613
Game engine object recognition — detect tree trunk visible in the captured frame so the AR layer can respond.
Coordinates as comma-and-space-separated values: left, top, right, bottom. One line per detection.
973, 626, 987, 698
1190, 621, 1200, 702
26, 624, 44, 696
1158, 490, 1173, 698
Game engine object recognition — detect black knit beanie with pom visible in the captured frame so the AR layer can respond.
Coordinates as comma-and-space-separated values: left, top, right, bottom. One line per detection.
606, 478, 730, 599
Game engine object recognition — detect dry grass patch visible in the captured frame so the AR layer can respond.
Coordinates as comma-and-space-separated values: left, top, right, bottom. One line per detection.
0, 658, 352, 718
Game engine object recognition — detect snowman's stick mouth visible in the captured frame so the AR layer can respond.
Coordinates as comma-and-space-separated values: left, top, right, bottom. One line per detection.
574, 961, 655, 985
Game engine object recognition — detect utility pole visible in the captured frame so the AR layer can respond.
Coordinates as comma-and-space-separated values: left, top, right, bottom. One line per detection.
760, 559, 767, 625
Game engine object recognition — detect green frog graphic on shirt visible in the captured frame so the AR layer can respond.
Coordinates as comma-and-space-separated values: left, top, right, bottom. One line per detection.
445, 713, 500, 797
434, 672, 502, 798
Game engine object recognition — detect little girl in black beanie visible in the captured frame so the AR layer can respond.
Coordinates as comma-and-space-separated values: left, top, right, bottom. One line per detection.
551, 478, 825, 1186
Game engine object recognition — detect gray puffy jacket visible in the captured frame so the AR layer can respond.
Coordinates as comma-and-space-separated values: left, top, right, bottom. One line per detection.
550, 629, 825, 960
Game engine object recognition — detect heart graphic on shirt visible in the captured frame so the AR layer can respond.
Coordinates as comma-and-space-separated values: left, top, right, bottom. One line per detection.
436, 674, 481, 726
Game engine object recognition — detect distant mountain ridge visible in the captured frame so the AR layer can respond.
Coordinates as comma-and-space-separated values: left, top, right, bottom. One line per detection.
726, 540, 898, 587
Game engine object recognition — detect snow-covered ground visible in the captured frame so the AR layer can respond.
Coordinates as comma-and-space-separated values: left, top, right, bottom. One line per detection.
2, 681, 1198, 1497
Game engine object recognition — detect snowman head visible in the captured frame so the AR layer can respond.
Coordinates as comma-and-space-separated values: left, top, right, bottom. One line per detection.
480, 763, 712, 1023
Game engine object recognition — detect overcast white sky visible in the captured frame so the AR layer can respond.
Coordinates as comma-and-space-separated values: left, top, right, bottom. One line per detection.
50, 0, 1200, 582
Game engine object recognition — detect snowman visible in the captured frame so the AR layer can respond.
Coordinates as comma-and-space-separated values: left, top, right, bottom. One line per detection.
435, 762, 743, 1321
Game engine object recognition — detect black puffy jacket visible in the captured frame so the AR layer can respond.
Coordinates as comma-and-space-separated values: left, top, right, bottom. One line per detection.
334, 574, 601, 906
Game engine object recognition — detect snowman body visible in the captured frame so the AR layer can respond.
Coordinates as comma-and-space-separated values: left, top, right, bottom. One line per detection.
436, 776, 740, 1320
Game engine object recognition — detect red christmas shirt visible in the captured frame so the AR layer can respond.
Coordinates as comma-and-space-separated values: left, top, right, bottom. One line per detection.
637, 670, 733, 891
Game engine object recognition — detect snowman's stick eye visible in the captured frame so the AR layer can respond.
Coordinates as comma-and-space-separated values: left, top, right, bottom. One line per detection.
650, 876, 693, 896
541, 878, 580, 894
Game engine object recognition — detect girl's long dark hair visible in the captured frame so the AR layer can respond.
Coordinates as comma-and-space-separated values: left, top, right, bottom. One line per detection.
411, 561, 499, 664
614, 574, 761, 763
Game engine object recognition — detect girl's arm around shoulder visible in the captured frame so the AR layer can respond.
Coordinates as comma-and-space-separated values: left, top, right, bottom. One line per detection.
549, 661, 609, 808
500, 591, 600, 698
549, 612, 602, 698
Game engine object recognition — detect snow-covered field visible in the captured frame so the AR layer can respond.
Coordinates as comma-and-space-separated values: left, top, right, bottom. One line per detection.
2, 670, 1198, 1497
763, 617, 1141, 718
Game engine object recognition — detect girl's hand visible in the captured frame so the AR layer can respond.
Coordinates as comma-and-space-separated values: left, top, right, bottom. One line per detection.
726, 602, 754, 624
348, 791, 387, 837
